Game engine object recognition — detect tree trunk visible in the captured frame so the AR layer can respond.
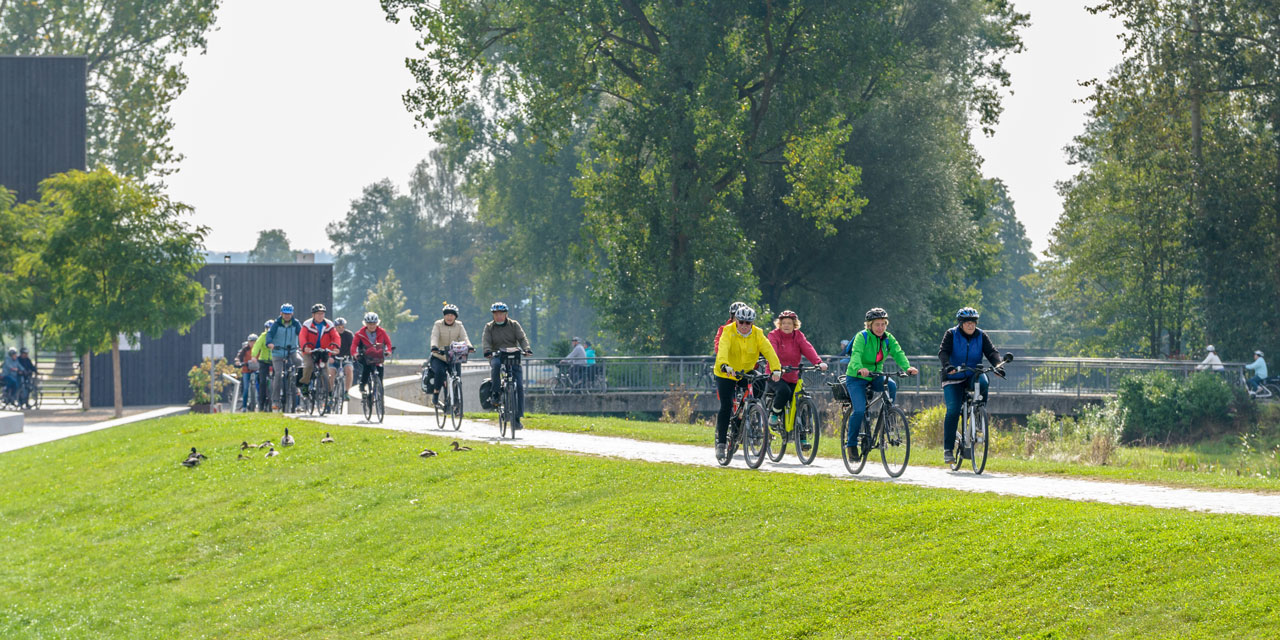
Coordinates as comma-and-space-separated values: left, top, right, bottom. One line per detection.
81, 352, 91, 410
112, 341, 122, 418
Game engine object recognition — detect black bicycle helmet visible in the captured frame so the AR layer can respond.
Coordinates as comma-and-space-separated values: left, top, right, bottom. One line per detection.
865, 307, 888, 322
311, 303, 326, 314
956, 307, 980, 322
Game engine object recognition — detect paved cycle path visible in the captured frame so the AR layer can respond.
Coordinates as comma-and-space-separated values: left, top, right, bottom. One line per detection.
304, 413, 1280, 518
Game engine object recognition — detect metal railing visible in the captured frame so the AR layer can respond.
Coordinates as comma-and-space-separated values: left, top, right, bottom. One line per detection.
506, 355, 1245, 397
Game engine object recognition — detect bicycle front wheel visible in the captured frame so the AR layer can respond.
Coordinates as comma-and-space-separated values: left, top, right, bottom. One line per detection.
451, 377, 463, 430
374, 376, 385, 423
504, 381, 519, 437
362, 382, 373, 421
972, 405, 989, 475
794, 398, 820, 466
316, 372, 330, 416
742, 402, 769, 469
878, 406, 911, 478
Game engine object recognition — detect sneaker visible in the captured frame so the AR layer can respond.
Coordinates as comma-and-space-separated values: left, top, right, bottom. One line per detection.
944, 450, 956, 465
432, 395, 442, 408
716, 442, 727, 459
513, 419, 523, 430
800, 438, 811, 452
768, 412, 780, 427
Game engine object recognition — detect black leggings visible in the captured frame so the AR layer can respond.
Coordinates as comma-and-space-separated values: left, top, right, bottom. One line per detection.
768, 380, 796, 413
715, 376, 749, 444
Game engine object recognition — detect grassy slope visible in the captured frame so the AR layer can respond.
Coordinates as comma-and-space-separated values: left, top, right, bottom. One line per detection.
2, 414, 1278, 639
484, 413, 1280, 493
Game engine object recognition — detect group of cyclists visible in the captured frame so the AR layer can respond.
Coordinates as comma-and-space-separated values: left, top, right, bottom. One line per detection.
1, 346, 38, 409
712, 303, 1007, 466
232, 301, 535, 429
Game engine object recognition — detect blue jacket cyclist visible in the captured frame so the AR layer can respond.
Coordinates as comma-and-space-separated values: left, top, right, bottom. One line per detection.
265, 303, 303, 410
844, 308, 917, 457
938, 307, 1005, 465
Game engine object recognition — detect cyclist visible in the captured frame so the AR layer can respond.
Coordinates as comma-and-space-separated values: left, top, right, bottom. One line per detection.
560, 337, 588, 386
234, 334, 257, 411
481, 302, 532, 430
354, 312, 394, 393
252, 320, 273, 410
298, 303, 339, 395
1246, 350, 1268, 394
265, 304, 303, 410
427, 303, 472, 409
1195, 345, 1225, 373
17, 348, 36, 408
713, 301, 748, 353
845, 308, 917, 459
333, 317, 355, 393
2, 348, 21, 405
713, 305, 783, 460
938, 307, 1005, 465
766, 310, 827, 440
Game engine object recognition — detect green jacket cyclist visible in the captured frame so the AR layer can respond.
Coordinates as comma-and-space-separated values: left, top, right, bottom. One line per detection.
843, 308, 917, 457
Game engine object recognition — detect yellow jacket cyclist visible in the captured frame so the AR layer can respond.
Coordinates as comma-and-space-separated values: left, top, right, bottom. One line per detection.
714, 305, 782, 459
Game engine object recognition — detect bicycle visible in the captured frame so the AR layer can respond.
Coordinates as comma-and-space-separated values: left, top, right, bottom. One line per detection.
21, 374, 40, 410
429, 342, 472, 431
949, 353, 1013, 475
275, 347, 300, 414
835, 371, 914, 477
715, 368, 771, 469
493, 347, 525, 438
301, 348, 333, 416
360, 349, 390, 423
1244, 371, 1280, 401
762, 363, 823, 465
329, 356, 349, 415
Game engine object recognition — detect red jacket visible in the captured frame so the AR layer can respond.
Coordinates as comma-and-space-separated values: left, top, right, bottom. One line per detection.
712, 321, 732, 353
767, 328, 822, 383
353, 326, 393, 363
300, 318, 340, 353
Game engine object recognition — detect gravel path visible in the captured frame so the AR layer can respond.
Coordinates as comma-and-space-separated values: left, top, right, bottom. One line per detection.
304, 413, 1280, 517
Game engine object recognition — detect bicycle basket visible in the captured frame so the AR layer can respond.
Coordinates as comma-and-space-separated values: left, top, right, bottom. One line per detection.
449, 341, 470, 361
830, 377, 850, 402
364, 345, 386, 365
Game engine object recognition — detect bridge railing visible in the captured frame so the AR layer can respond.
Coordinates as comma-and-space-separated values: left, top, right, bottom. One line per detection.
512, 355, 1234, 396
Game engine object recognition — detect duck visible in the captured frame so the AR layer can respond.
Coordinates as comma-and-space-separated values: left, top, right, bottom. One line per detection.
259, 440, 274, 449
265, 447, 279, 458
449, 441, 471, 452
240, 440, 262, 450
419, 448, 437, 458
320, 432, 335, 444
236, 453, 250, 461
281, 428, 295, 447
181, 447, 206, 467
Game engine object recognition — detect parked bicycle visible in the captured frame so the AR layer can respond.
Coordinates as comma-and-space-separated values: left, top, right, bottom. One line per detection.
429, 341, 472, 431
715, 367, 771, 469
949, 353, 1013, 474
834, 371, 914, 477
493, 347, 524, 438
762, 363, 823, 465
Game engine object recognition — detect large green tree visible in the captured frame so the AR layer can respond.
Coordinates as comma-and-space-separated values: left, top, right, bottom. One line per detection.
386, 0, 1027, 353
0, 0, 221, 179
248, 229, 293, 263
36, 167, 207, 416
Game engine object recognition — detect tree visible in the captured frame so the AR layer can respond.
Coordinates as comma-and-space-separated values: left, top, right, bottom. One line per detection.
0, 0, 222, 179
364, 269, 418, 336
36, 167, 207, 417
386, 0, 1027, 353
248, 229, 293, 263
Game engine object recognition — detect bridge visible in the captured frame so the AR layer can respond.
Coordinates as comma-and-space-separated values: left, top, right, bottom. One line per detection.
380, 355, 1236, 417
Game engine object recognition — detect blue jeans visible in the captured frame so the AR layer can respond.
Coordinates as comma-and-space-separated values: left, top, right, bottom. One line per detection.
1248, 375, 1264, 391
240, 371, 255, 409
944, 374, 989, 450
845, 376, 897, 447
490, 355, 525, 419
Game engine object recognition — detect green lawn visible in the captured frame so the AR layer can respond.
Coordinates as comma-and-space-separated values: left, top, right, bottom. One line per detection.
2, 414, 1279, 638
476, 412, 1280, 493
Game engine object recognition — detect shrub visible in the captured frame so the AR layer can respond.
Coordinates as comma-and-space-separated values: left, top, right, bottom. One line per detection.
187, 358, 236, 405
660, 385, 696, 425
1117, 372, 1236, 443
911, 404, 946, 450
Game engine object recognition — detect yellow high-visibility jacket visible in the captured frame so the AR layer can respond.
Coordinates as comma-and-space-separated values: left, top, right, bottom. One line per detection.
714, 324, 781, 381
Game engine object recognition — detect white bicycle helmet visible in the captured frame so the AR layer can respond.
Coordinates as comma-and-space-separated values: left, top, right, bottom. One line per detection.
733, 305, 756, 323
363, 312, 380, 324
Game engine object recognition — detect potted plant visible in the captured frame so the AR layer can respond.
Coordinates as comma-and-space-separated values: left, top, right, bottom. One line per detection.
188, 357, 235, 412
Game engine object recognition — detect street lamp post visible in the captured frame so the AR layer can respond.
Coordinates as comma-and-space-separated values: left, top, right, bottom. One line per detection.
205, 275, 222, 410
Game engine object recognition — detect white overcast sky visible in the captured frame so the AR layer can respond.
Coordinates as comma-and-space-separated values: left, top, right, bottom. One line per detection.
166, 0, 1125, 257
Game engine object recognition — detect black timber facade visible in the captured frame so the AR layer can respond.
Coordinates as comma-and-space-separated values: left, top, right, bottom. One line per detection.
89, 264, 334, 406
0, 56, 87, 203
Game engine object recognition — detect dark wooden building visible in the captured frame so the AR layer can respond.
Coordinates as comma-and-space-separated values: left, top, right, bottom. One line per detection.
0, 56, 87, 202
89, 263, 334, 406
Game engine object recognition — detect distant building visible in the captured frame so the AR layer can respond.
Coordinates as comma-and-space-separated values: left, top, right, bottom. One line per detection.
0, 56, 86, 203
88, 263, 333, 406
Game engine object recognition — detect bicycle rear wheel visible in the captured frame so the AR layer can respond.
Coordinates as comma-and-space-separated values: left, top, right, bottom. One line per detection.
878, 406, 911, 478
764, 398, 787, 463
498, 385, 509, 438
794, 398, 819, 465
718, 415, 741, 466
451, 377, 463, 430
742, 402, 769, 469
839, 407, 868, 475
316, 371, 330, 416
374, 376, 385, 423
972, 405, 989, 475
